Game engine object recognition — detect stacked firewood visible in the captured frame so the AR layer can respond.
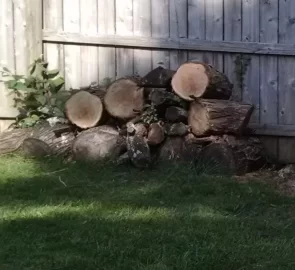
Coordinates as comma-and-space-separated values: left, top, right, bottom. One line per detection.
0, 60, 267, 175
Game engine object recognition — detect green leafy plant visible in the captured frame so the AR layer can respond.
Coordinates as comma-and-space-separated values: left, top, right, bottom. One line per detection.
0, 58, 70, 128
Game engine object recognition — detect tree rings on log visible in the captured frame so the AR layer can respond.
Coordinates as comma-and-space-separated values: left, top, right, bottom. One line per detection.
171, 60, 233, 101
188, 99, 254, 136
65, 90, 104, 129
147, 123, 165, 145
104, 77, 144, 120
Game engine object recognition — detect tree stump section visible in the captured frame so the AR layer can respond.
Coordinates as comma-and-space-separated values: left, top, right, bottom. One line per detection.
72, 125, 126, 161
104, 76, 144, 121
65, 90, 104, 129
165, 106, 188, 123
188, 99, 254, 136
147, 123, 165, 145
171, 60, 233, 101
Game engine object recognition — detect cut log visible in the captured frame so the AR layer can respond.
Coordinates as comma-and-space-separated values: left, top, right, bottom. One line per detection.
165, 122, 189, 136
158, 137, 184, 161
65, 90, 104, 129
0, 123, 75, 156
165, 106, 188, 123
188, 99, 254, 136
171, 60, 233, 101
21, 138, 52, 157
198, 135, 266, 175
149, 88, 188, 108
104, 76, 144, 120
72, 125, 126, 161
126, 122, 148, 137
139, 66, 176, 88
184, 133, 220, 146
127, 134, 151, 168
147, 123, 165, 145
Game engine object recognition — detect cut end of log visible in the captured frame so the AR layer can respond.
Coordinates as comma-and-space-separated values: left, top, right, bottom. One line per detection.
171, 63, 209, 101
65, 90, 103, 129
104, 77, 144, 120
147, 123, 165, 145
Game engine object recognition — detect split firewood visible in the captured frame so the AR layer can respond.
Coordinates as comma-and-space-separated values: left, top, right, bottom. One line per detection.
188, 99, 254, 136
165, 122, 189, 136
165, 106, 188, 123
65, 90, 104, 129
171, 60, 233, 101
127, 134, 151, 168
147, 122, 165, 145
104, 76, 144, 121
72, 125, 126, 161
139, 66, 176, 88
198, 135, 266, 175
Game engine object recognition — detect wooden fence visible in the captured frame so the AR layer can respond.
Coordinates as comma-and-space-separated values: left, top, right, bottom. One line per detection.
1, 0, 295, 162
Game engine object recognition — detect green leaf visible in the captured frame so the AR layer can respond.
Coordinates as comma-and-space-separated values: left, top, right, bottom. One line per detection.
53, 107, 64, 117
12, 75, 24, 80
7, 80, 17, 89
47, 69, 60, 79
35, 95, 47, 105
14, 82, 27, 90
38, 106, 50, 114
2, 67, 10, 72
29, 64, 36, 75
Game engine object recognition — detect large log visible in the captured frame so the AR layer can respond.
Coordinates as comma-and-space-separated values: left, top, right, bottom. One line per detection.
72, 125, 126, 161
188, 99, 254, 136
147, 123, 165, 145
104, 76, 145, 121
198, 135, 266, 175
148, 88, 187, 108
0, 123, 75, 156
65, 90, 104, 129
165, 106, 188, 123
171, 60, 233, 101
165, 122, 189, 136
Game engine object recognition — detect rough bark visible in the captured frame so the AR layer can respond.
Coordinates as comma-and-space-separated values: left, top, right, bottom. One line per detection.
165, 106, 188, 123
127, 134, 151, 168
198, 135, 266, 175
0, 123, 75, 156
158, 137, 184, 161
148, 88, 188, 108
65, 90, 104, 129
139, 66, 176, 88
21, 138, 52, 157
147, 123, 165, 145
104, 76, 145, 121
72, 125, 126, 161
188, 99, 254, 136
165, 122, 189, 136
171, 60, 233, 101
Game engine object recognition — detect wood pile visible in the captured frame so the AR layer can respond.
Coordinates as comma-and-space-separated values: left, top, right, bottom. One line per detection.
0, 60, 267, 175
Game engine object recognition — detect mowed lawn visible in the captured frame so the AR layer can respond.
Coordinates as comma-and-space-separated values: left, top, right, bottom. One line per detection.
0, 155, 294, 270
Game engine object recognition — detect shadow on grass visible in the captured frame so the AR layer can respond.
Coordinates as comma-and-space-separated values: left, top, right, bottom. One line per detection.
0, 155, 295, 269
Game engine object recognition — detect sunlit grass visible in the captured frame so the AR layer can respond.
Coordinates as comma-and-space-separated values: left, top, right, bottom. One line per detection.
0, 154, 294, 269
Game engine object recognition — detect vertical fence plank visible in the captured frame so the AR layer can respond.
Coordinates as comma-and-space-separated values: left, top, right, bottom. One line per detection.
133, 0, 152, 77
242, 0, 260, 123
0, 0, 17, 121
259, 0, 279, 159
63, 0, 81, 89
169, 0, 188, 69
80, 0, 99, 87
151, 0, 170, 69
205, 0, 223, 71
278, 0, 295, 162
188, 0, 205, 61
116, 0, 134, 78
224, 0, 242, 101
43, 0, 64, 77
98, 0, 116, 84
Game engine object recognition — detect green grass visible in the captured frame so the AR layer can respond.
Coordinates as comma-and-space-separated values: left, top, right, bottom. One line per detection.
0, 155, 294, 270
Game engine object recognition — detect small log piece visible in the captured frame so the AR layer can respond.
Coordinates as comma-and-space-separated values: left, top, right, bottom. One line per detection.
165, 106, 188, 123
171, 60, 233, 101
188, 99, 254, 136
104, 76, 144, 121
139, 66, 176, 88
165, 122, 189, 136
65, 90, 104, 129
147, 123, 165, 145
72, 125, 126, 161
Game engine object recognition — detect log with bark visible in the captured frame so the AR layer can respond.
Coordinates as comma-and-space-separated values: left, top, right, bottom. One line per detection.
139, 66, 176, 88
171, 60, 233, 101
65, 90, 104, 129
148, 88, 188, 108
104, 76, 145, 121
21, 138, 52, 157
165, 106, 188, 123
188, 99, 254, 136
72, 125, 126, 161
165, 122, 189, 136
0, 123, 75, 157
147, 122, 165, 145
198, 135, 266, 175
